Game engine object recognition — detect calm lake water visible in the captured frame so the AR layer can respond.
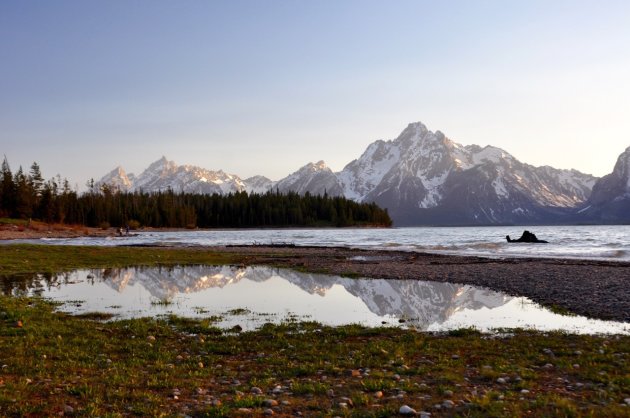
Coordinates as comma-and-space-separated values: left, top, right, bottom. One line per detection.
18, 225, 630, 261
9, 265, 629, 334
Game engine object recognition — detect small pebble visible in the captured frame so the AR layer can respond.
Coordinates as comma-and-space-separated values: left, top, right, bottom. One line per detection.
63, 404, 74, 414
147, 335, 156, 342
263, 408, 274, 415
374, 391, 383, 398
496, 377, 507, 384
250, 387, 263, 395
326, 389, 335, 397
521, 389, 530, 394
263, 399, 278, 407
399, 404, 417, 415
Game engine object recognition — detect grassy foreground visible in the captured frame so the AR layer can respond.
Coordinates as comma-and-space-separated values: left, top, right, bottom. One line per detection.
0, 297, 629, 417
0, 244, 246, 276
0, 244, 629, 416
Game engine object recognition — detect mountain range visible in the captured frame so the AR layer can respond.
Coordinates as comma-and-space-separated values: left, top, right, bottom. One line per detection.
97, 121, 630, 225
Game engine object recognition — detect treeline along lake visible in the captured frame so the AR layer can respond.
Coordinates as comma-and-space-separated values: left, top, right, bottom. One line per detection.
0, 158, 392, 228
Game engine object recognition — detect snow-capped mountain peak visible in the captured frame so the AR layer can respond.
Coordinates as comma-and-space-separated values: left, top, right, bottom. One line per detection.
274, 161, 343, 196
95, 120, 611, 225
96, 166, 133, 192
98, 157, 247, 195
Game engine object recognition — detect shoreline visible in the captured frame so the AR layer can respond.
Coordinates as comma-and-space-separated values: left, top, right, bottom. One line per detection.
208, 245, 630, 323
1, 225, 628, 323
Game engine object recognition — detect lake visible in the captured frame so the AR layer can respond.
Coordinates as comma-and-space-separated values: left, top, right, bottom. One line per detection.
15, 225, 630, 262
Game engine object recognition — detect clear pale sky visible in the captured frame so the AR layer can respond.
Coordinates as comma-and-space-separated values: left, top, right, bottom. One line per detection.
1, 1, 629, 188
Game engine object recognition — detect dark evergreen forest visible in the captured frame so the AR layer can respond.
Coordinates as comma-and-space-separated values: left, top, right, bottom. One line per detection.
0, 158, 392, 228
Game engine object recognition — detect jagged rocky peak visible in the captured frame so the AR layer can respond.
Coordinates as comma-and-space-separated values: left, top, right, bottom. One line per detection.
576, 145, 630, 222
144, 156, 177, 175
303, 160, 329, 172
275, 160, 344, 196
97, 165, 133, 191
613, 146, 630, 188
243, 175, 274, 194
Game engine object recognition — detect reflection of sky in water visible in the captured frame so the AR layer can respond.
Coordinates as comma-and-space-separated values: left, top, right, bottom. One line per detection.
19, 266, 630, 334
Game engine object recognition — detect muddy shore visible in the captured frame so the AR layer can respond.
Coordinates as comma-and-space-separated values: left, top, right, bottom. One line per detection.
211, 245, 630, 323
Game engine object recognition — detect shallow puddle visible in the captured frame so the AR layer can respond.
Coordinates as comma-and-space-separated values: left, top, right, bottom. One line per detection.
7, 265, 629, 334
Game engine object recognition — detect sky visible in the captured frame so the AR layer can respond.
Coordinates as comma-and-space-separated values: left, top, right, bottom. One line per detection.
1, 0, 630, 189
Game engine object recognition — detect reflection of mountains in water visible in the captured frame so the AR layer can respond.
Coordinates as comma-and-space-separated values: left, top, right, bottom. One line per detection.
92, 265, 511, 329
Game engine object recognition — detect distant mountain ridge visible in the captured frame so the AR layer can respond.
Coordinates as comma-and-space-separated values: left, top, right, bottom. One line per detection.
97, 121, 630, 225
576, 146, 630, 223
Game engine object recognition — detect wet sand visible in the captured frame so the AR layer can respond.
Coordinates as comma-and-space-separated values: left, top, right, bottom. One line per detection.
213, 245, 630, 323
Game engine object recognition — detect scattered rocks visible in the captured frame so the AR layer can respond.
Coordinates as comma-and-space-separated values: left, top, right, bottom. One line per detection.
399, 404, 417, 415
339, 397, 353, 407
263, 399, 278, 407
442, 400, 454, 409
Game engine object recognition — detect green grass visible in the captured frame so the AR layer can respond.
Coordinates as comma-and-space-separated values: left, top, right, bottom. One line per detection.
0, 244, 629, 416
0, 244, 245, 276
0, 296, 629, 416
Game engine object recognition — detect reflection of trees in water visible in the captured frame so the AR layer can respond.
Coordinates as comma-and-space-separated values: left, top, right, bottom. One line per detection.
1, 271, 99, 297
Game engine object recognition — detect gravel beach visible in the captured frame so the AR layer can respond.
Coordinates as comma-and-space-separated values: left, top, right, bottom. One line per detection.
213, 245, 630, 323
2, 224, 628, 323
